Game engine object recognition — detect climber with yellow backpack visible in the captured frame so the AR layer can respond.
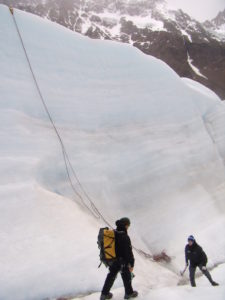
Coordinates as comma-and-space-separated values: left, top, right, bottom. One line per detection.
98, 218, 138, 300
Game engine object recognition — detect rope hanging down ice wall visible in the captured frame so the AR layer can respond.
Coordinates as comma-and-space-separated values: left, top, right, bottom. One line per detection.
8, 7, 170, 263
9, 6, 105, 223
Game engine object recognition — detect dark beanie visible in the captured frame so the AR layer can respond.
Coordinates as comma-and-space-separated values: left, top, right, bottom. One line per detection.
115, 217, 131, 228
188, 235, 195, 242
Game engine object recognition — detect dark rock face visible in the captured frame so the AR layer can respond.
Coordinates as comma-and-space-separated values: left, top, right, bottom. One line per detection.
185, 41, 225, 99
1, 0, 225, 99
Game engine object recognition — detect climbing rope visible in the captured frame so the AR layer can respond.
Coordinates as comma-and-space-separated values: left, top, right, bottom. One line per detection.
9, 6, 169, 263
9, 6, 103, 220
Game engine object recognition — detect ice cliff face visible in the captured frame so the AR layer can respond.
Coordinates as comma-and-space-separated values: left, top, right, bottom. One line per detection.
0, 4, 225, 300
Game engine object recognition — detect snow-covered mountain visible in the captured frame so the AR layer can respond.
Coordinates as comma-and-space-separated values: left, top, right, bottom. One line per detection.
1, 0, 225, 99
204, 9, 225, 41
0, 4, 225, 300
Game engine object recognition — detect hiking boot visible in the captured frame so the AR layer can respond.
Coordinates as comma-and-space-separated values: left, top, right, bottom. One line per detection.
211, 281, 219, 286
100, 292, 113, 300
124, 291, 138, 299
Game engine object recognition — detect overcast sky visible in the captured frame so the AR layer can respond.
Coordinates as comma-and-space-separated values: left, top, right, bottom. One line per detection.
166, 0, 225, 22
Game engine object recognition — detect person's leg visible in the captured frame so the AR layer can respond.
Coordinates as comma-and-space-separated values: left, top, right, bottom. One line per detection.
189, 266, 196, 287
199, 265, 213, 283
199, 265, 219, 286
101, 261, 120, 296
120, 265, 133, 295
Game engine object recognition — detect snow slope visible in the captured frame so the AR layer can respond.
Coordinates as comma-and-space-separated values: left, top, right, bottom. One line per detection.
71, 262, 225, 300
0, 4, 225, 300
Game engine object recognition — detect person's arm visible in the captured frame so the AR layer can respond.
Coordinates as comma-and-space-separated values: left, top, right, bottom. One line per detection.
185, 245, 189, 266
199, 247, 208, 266
123, 235, 135, 268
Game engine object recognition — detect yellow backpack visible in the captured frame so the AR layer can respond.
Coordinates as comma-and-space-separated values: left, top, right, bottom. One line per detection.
97, 227, 116, 267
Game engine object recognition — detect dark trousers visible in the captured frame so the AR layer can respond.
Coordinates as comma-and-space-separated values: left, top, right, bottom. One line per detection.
189, 265, 213, 286
102, 260, 133, 295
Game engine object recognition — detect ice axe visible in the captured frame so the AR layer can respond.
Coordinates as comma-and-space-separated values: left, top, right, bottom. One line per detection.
180, 265, 188, 276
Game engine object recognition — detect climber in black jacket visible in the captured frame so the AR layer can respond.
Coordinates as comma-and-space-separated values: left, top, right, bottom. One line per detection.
185, 235, 219, 287
100, 218, 138, 300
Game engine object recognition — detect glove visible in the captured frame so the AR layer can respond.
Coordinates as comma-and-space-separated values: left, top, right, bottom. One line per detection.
202, 266, 207, 271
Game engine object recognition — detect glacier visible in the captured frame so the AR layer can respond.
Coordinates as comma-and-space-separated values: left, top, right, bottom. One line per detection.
0, 4, 225, 300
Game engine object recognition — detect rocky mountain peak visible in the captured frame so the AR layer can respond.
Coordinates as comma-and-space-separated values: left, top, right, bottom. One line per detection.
211, 8, 225, 28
